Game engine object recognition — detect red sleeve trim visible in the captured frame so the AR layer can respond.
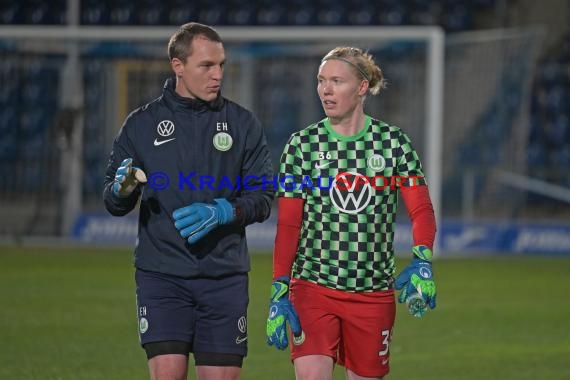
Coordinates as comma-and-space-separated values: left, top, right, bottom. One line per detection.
273, 197, 304, 280
400, 185, 437, 249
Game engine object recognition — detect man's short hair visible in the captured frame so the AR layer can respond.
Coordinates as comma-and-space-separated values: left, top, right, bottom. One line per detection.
168, 22, 223, 62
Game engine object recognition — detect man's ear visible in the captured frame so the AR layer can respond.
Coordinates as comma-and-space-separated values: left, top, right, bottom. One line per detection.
171, 58, 184, 77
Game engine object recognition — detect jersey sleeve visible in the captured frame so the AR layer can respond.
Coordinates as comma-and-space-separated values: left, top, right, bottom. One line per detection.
396, 129, 427, 188
276, 134, 305, 199
273, 197, 304, 279
400, 185, 436, 248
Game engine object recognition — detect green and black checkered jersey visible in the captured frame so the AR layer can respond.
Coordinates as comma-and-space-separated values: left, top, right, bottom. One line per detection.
277, 115, 427, 292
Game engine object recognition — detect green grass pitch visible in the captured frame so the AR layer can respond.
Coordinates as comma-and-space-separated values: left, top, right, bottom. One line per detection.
1, 246, 569, 379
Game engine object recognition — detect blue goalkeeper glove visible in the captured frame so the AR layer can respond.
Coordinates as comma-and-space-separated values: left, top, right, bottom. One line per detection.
112, 158, 147, 198
266, 276, 303, 350
172, 198, 234, 244
394, 245, 437, 310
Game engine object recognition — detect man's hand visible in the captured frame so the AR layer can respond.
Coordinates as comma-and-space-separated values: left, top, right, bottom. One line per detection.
394, 245, 437, 310
112, 158, 147, 198
173, 198, 234, 244
266, 276, 303, 350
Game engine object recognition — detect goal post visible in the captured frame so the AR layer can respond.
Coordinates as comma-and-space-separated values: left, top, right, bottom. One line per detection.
0, 26, 444, 249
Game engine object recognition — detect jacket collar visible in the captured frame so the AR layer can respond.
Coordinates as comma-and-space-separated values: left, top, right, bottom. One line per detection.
162, 77, 224, 112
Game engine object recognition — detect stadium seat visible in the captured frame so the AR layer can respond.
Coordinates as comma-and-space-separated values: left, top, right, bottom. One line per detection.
527, 142, 548, 168
0, 2, 24, 24
19, 109, 49, 135
550, 144, 570, 166
137, 1, 167, 25
20, 134, 47, 159
286, 2, 317, 25
256, 3, 286, 25
81, 0, 109, 25
377, 2, 408, 26
24, 1, 50, 24
346, 4, 377, 25
108, 0, 136, 25
227, 1, 257, 25
441, 3, 472, 31
20, 160, 43, 191
168, 0, 200, 25
198, 3, 227, 25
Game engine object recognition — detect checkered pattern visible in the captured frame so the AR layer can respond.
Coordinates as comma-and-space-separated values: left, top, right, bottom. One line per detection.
277, 116, 426, 292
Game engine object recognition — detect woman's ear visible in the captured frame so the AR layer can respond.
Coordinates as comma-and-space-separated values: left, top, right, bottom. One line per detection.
358, 79, 369, 96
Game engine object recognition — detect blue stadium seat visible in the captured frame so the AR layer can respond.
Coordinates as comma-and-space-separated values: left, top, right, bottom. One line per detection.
0, 81, 18, 106
550, 144, 570, 167
0, 107, 18, 133
287, 2, 317, 25
0, 2, 24, 24
377, 2, 408, 26
20, 134, 46, 160
537, 61, 563, 86
345, 2, 378, 25
199, 3, 228, 25
24, 1, 52, 24
20, 83, 43, 105
19, 109, 48, 135
409, 1, 440, 26
20, 160, 43, 191
81, 0, 109, 25
0, 133, 18, 161
315, 0, 347, 25
108, 0, 136, 25
256, 4, 286, 25
526, 142, 548, 168
137, 2, 166, 25
543, 85, 568, 114
167, 0, 199, 26
227, 0, 257, 25
441, 3, 472, 31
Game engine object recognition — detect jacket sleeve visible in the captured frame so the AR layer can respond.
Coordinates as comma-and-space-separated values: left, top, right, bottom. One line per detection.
102, 116, 142, 216
231, 114, 274, 226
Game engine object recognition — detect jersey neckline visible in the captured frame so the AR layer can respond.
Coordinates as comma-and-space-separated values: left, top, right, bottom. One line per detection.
322, 115, 372, 142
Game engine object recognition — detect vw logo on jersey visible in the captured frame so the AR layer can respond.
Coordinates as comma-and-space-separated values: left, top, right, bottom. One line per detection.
367, 154, 386, 172
157, 120, 175, 137
330, 172, 373, 214
213, 132, 233, 151
237, 316, 247, 334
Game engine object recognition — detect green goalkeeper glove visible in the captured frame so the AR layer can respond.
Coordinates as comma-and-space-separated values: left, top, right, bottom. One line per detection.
266, 276, 304, 350
394, 245, 437, 312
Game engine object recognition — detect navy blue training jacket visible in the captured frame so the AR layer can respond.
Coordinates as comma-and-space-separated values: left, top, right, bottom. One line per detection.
103, 78, 274, 278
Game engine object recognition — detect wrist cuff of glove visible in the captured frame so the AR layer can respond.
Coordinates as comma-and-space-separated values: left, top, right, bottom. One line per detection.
214, 198, 235, 225
270, 276, 291, 301
412, 245, 433, 262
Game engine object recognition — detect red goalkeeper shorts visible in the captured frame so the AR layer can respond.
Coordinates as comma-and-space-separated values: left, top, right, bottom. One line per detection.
289, 279, 396, 378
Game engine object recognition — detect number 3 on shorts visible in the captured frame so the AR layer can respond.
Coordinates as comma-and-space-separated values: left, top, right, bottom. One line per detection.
378, 329, 392, 357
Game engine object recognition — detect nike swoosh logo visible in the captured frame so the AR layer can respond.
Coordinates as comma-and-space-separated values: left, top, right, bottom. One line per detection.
154, 138, 175, 146
315, 161, 331, 169
235, 336, 247, 344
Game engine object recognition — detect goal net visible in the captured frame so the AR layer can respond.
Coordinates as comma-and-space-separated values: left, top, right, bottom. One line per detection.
0, 25, 545, 251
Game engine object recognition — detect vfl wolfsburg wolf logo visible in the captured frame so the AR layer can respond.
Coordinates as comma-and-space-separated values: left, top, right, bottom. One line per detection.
213, 132, 233, 151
